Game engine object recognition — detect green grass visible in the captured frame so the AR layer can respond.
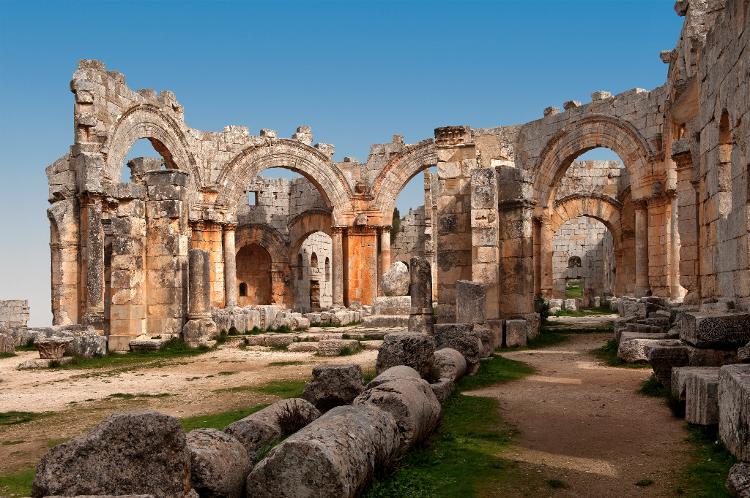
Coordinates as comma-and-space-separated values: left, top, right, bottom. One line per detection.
180, 403, 270, 431
50, 338, 210, 371
0, 466, 35, 497
519, 331, 570, 350
253, 379, 306, 398
591, 339, 651, 369
0, 352, 16, 359
365, 353, 539, 497
675, 425, 736, 497
107, 392, 171, 400
564, 280, 583, 298
554, 306, 614, 317
0, 411, 51, 426
268, 360, 305, 367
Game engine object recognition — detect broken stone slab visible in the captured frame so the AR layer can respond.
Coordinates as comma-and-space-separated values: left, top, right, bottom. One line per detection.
354, 377, 441, 452
18, 357, 73, 370
316, 339, 360, 356
224, 398, 320, 462
302, 364, 364, 412
680, 312, 750, 349
433, 323, 482, 370
524, 313, 541, 341
32, 411, 191, 498
564, 298, 577, 311
672, 366, 715, 400
286, 341, 318, 352
69, 334, 107, 358
376, 332, 435, 378
37, 337, 73, 359
182, 318, 218, 348
455, 281, 486, 325
381, 261, 410, 297
505, 319, 527, 348
430, 378, 454, 404
684, 368, 720, 425
186, 429, 250, 498
719, 364, 750, 461
361, 340, 383, 350
646, 341, 690, 386
613, 315, 638, 342
431, 348, 467, 382
727, 462, 750, 498
474, 324, 493, 358
0, 332, 14, 353
617, 333, 669, 362
362, 314, 409, 328
366, 365, 422, 389
372, 296, 411, 316
245, 404, 400, 498
129, 339, 161, 352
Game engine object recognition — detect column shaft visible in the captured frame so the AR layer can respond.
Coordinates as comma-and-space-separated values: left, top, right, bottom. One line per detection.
223, 224, 237, 307
332, 228, 344, 306
635, 201, 650, 297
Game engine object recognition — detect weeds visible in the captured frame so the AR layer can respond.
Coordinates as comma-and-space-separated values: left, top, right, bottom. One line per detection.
0, 411, 52, 426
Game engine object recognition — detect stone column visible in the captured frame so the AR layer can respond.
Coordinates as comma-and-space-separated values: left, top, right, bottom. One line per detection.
673, 140, 700, 303
80, 193, 105, 329
634, 200, 650, 297
470, 168, 500, 321
48, 198, 80, 326
188, 249, 210, 319
332, 227, 345, 306
378, 227, 391, 296
223, 223, 237, 308
408, 256, 434, 334
190, 220, 225, 308
536, 214, 554, 298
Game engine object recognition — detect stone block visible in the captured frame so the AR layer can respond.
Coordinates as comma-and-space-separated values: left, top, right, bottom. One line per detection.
366, 365, 422, 389
186, 428, 250, 498
433, 323, 482, 368
719, 364, 750, 460
182, 318, 218, 348
646, 342, 690, 386
302, 364, 364, 412
726, 462, 750, 498
672, 366, 713, 400
455, 280, 486, 324
680, 312, 750, 349
616, 333, 670, 362
317, 339, 361, 356
505, 319, 527, 347
362, 314, 409, 328
376, 333, 435, 377
524, 313, 541, 341
684, 368, 720, 425
372, 296, 411, 316
0, 332, 14, 353
564, 299, 577, 311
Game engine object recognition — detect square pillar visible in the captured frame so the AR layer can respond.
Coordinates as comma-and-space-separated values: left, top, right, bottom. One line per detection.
344, 225, 378, 306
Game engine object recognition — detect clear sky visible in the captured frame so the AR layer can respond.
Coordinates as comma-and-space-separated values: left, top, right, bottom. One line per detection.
0, 0, 683, 325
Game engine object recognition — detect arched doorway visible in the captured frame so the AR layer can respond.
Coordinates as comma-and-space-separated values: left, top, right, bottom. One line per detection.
236, 243, 272, 305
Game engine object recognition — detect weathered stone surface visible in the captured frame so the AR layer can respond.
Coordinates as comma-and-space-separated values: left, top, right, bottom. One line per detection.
68, 334, 107, 358
524, 313, 541, 341
372, 296, 411, 316
302, 364, 363, 412
617, 335, 671, 363
505, 319, 527, 347
430, 378, 455, 404
186, 429, 250, 498
366, 365, 422, 389
431, 348, 467, 381
680, 312, 750, 349
455, 280, 486, 324
646, 342, 689, 386
32, 411, 191, 498
245, 404, 400, 498
409, 256, 432, 310
354, 377, 441, 451
0, 332, 14, 353
727, 462, 750, 498
182, 318, 218, 348
739, 341, 750, 362
224, 398, 320, 462
433, 323, 482, 368
473, 324, 493, 357
719, 364, 750, 461
381, 261, 410, 297
672, 366, 713, 400
363, 314, 409, 328
316, 338, 360, 356
18, 357, 73, 369
376, 332, 435, 377
684, 368, 720, 425
36, 337, 72, 359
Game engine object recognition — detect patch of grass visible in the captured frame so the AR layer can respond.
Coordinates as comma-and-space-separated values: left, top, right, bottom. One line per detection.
547, 479, 568, 489
365, 354, 539, 497
268, 361, 305, 367
591, 339, 651, 369
50, 338, 210, 371
638, 375, 671, 397
337, 346, 362, 356
0, 411, 51, 426
0, 440, 24, 446
635, 479, 654, 487
675, 425, 736, 497
217, 371, 237, 376
363, 368, 377, 385
254, 379, 306, 398
0, 466, 35, 497
180, 404, 270, 432
0, 352, 16, 358
458, 355, 535, 392
521, 331, 569, 350
554, 306, 613, 317
107, 392, 171, 400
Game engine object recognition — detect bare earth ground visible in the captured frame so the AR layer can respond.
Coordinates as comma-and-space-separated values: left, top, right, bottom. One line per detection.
0, 345, 377, 476
470, 331, 691, 497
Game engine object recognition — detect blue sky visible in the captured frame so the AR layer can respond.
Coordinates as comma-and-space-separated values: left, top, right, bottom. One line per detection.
0, 0, 683, 324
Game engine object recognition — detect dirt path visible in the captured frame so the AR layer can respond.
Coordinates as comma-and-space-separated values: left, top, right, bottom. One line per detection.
469, 331, 690, 497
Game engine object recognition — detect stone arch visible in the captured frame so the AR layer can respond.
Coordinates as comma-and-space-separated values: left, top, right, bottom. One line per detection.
216, 140, 353, 223
370, 141, 437, 220
103, 104, 201, 186
534, 115, 655, 209
288, 209, 333, 256
235, 224, 291, 306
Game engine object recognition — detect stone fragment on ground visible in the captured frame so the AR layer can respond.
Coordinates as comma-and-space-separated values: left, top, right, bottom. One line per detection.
186, 428, 250, 498
376, 332, 435, 377
302, 364, 363, 411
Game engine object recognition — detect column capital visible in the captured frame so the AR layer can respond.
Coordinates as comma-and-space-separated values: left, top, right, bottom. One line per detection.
632, 199, 649, 210
223, 222, 237, 232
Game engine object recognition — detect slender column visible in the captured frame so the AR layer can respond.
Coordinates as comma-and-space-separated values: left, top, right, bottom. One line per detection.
634, 200, 650, 297
378, 227, 391, 296
332, 227, 344, 306
188, 249, 210, 319
538, 215, 554, 297
223, 223, 237, 308
81, 194, 105, 329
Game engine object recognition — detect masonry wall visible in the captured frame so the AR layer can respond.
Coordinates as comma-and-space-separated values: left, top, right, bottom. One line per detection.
0, 300, 30, 330
391, 206, 427, 264
295, 231, 333, 312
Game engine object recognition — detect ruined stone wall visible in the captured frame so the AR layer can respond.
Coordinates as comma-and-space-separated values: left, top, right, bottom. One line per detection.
0, 300, 30, 330
391, 206, 427, 264
295, 231, 333, 312
554, 160, 626, 201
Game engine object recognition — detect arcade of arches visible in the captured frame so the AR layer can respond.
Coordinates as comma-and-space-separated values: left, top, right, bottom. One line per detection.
46, 1, 750, 350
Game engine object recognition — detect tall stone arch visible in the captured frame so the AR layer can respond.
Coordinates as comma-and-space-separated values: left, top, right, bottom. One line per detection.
235, 224, 291, 306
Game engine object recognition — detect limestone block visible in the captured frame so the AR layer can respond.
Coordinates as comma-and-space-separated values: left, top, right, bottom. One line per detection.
366, 365, 422, 389
0, 332, 14, 353
372, 296, 411, 316
182, 318, 218, 348
564, 299, 577, 311
719, 365, 750, 460
524, 313, 541, 341
186, 429, 250, 498
505, 319, 527, 347
381, 261, 410, 297
32, 411, 191, 498
684, 368, 720, 425
408, 313, 435, 334
455, 280, 486, 324
433, 323, 482, 368
245, 405, 400, 498
37, 337, 73, 359
646, 342, 690, 386
430, 377, 455, 404
616, 333, 670, 362
224, 398, 320, 462
316, 339, 360, 356
363, 314, 409, 328
727, 462, 750, 498
287, 342, 318, 352
474, 324, 493, 357
354, 377, 441, 451
680, 312, 750, 349
376, 333, 435, 377
302, 364, 364, 412
431, 348, 467, 382
672, 366, 714, 400
548, 298, 563, 314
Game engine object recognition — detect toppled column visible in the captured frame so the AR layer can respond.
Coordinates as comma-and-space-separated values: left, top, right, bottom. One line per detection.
182, 249, 217, 347
408, 256, 434, 334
